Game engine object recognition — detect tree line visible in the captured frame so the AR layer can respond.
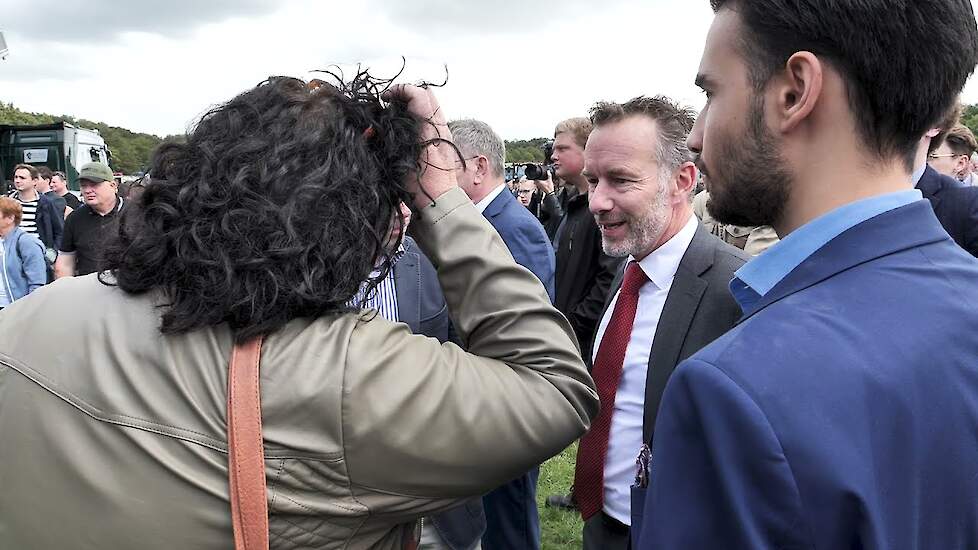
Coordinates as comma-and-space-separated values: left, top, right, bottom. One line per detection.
19, 101, 976, 173
0, 102, 182, 175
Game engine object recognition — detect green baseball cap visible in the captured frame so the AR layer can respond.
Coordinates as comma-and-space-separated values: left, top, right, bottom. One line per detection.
78, 162, 114, 183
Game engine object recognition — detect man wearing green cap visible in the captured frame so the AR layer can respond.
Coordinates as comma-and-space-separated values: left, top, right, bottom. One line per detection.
55, 162, 124, 278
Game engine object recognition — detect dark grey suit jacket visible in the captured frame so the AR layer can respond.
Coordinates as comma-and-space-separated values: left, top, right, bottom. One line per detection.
393, 236, 451, 341
595, 222, 749, 443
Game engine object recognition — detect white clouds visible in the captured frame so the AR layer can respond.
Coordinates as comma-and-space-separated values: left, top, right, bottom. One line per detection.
1, 0, 281, 43
3, 0, 978, 142
362, 0, 599, 36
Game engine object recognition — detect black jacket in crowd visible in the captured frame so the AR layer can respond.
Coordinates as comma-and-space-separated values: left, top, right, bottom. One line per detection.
529, 186, 577, 240
10, 191, 63, 254
553, 191, 626, 366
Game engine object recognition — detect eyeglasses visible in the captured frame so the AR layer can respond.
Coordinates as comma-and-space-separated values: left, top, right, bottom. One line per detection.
928, 153, 964, 159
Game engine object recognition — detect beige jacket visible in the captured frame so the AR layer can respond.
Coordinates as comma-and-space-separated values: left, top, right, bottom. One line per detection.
0, 188, 598, 549
693, 190, 779, 256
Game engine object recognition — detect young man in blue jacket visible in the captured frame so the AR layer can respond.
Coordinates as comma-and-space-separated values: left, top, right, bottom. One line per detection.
635, 1, 978, 549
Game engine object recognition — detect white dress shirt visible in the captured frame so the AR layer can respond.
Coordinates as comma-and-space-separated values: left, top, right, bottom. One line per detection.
591, 215, 699, 525
474, 183, 508, 214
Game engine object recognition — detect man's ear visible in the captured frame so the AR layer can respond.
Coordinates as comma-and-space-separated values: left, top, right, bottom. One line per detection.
474, 155, 490, 184
672, 162, 697, 202
776, 51, 823, 134
955, 155, 970, 178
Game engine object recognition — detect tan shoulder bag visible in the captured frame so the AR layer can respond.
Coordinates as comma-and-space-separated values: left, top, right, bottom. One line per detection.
226, 336, 420, 550
227, 337, 269, 550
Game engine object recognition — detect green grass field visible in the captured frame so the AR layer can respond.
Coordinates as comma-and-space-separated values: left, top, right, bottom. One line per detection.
536, 443, 583, 549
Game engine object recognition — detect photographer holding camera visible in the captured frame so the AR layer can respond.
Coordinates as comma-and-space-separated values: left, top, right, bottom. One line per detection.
523, 141, 573, 240
549, 118, 626, 366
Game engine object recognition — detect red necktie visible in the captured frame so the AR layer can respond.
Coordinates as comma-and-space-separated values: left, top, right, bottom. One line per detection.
573, 261, 648, 520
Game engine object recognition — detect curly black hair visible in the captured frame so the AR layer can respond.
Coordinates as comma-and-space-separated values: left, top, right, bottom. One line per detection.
100, 72, 428, 340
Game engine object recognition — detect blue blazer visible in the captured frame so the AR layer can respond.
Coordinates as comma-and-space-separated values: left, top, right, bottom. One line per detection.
916, 165, 978, 257
483, 189, 556, 301
635, 200, 978, 549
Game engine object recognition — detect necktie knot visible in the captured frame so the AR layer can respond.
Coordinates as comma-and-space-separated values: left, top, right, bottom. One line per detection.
621, 261, 648, 296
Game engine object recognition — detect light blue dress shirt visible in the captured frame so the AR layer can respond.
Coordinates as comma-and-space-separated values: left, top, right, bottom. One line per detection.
730, 190, 923, 312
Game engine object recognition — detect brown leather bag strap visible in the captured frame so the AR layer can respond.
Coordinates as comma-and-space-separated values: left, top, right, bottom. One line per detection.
227, 336, 269, 550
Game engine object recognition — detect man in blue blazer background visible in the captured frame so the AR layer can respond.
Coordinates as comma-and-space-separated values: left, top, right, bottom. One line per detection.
449, 119, 556, 303
634, 1, 978, 549
420, 118, 557, 550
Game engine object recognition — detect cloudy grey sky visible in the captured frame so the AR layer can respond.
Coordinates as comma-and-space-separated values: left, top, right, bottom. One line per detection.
3, 0, 978, 140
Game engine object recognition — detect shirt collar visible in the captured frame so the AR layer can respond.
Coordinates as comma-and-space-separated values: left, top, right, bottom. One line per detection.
369, 242, 406, 277
391, 242, 406, 264
90, 196, 123, 216
1, 226, 20, 244
733, 190, 922, 304
475, 183, 508, 213
9, 191, 37, 202
630, 214, 698, 291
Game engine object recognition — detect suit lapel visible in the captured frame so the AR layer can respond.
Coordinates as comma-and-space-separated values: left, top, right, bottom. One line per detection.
393, 247, 421, 333
739, 201, 948, 322
642, 224, 713, 442
583, 262, 627, 373
595, 266, 626, 350
483, 186, 512, 223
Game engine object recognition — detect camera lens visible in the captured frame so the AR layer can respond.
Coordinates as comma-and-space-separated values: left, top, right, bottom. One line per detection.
525, 164, 546, 180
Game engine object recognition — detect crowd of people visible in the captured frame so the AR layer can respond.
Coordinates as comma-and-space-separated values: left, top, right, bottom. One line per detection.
0, 161, 129, 308
2, 1, 978, 549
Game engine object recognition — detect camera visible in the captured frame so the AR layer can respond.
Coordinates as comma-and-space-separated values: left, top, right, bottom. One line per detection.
524, 163, 549, 181
523, 140, 556, 181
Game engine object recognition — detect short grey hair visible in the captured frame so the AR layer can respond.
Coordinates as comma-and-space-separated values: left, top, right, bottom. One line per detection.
589, 95, 696, 174
448, 119, 506, 179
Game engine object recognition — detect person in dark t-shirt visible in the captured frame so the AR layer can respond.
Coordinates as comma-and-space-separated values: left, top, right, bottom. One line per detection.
55, 163, 124, 278
50, 171, 82, 215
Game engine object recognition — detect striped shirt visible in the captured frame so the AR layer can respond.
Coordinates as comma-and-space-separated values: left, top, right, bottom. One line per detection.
349, 245, 405, 323
9, 192, 38, 235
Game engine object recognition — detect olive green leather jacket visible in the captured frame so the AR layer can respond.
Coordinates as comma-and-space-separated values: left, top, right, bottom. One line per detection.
0, 188, 598, 549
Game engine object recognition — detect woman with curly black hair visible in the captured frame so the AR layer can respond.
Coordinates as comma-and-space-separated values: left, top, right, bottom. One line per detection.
0, 76, 597, 549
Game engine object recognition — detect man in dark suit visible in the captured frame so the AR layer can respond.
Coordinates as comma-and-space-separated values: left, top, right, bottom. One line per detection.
912, 124, 978, 257
915, 165, 978, 257
393, 236, 452, 341
355, 202, 452, 343
356, 203, 477, 550
438, 119, 556, 550
635, 2, 978, 548
571, 96, 747, 550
